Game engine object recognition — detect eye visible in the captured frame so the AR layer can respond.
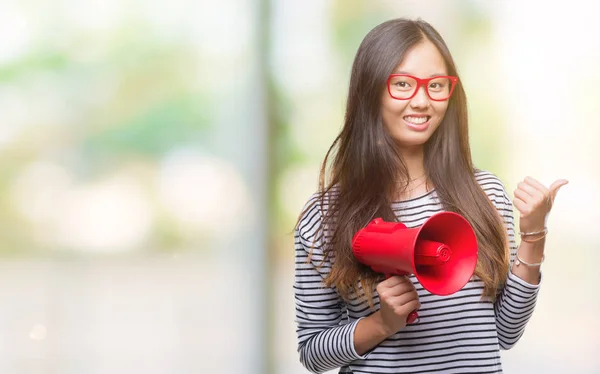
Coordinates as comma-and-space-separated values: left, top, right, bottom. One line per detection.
428, 80, 447, 92
388, 76, 416, 93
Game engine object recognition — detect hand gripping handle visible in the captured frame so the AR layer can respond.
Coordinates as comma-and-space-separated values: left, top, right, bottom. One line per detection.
384, 273, 419, 324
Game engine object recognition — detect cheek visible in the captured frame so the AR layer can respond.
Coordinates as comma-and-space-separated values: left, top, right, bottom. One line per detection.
381, 98, 410, 123
431, 103, 449, 122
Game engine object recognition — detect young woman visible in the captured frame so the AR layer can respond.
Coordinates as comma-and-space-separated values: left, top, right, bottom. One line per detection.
294, 18, 567, 373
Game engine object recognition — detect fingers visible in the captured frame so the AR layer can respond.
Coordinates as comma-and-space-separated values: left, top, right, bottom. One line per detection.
516, 178, 545, 202
514, 182, 546, 217
524, 176, 549, 195
513, 197, 528, 214
380, 283, 419, 313
379, 275, 414, 289
390, 289, 420, 308
388, 289, 420, 317
514, 187, 534, 204
513, 176, 567, 231
377, 276, 415, 298
515, 177, 568, 207
549, 179, 569, 200
397, 299, 421, 316
519, 181, 542, 197
376, 278, 421, 333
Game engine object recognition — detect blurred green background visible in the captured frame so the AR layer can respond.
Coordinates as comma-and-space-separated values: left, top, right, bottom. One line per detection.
0, 0, 598, 373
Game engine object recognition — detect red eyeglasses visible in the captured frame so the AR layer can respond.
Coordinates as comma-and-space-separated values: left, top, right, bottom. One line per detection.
387, 74, 459, 101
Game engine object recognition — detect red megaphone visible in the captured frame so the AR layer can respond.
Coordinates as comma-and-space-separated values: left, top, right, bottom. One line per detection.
351, 211, 478, 324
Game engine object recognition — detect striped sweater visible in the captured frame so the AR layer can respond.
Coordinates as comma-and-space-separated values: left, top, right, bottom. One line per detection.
294, 171, 541, 373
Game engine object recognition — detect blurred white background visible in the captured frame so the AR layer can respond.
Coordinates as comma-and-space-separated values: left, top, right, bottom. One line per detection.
0, 0, 598, 373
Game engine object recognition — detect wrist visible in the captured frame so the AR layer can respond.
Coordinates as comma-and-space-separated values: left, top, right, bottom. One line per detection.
354, 312, 394, 355
371, 311, 394, 338
519, 226, 548, 243
517, 245, 544, 262
512, 246, 543, 284
519, 218, 546, 233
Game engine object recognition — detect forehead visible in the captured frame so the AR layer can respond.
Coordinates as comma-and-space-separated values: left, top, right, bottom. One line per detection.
393, 40, 448, 76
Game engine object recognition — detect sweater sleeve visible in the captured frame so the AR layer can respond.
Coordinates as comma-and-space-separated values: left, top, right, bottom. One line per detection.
294, 195, 366, 373
490, 180, 542, 350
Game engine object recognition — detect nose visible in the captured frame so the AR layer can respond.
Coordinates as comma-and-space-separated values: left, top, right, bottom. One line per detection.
409, 85, 430, 109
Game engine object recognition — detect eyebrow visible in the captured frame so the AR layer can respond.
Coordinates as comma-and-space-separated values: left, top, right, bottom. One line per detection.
393, 70, 447, 77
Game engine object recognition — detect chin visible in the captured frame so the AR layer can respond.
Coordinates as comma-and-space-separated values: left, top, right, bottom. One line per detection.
393, 134, 433, 149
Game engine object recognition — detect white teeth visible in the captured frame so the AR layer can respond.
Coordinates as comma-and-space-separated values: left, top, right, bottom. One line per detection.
404, 116, 428, 124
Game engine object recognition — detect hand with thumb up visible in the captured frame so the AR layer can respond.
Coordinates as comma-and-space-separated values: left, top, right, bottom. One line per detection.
513, 176, 568, 234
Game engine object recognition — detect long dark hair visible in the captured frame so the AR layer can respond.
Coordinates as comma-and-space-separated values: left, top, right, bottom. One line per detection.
302, 18, 509, 304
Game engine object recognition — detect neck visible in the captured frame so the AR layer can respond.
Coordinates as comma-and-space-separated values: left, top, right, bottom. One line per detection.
398, 146, 426, 181
394, 145, 430, 201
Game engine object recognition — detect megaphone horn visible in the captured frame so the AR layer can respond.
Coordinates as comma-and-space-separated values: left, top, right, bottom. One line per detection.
351, 211, 478, 323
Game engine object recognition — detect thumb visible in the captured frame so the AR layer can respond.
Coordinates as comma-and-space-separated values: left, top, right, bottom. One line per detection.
549, 179, 568, 201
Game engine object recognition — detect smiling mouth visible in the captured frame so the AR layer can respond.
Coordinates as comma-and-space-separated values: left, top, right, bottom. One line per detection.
403, 115, 431, 125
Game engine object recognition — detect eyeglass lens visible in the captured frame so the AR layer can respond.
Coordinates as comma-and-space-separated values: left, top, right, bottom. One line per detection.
389, 76, 453, 100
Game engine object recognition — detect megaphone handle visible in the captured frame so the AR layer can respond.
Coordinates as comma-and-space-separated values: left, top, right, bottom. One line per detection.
407, 311, 418, 324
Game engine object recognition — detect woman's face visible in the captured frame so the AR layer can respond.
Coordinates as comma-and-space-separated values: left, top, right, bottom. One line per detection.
381, 40, 450, 151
